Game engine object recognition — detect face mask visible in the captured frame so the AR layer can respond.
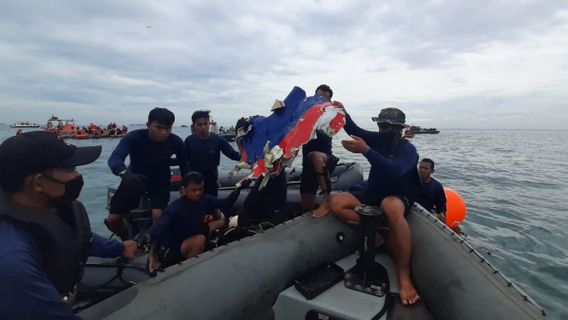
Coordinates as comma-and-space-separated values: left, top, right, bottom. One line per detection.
44, 174, 84, 205
378, 131, 397, 142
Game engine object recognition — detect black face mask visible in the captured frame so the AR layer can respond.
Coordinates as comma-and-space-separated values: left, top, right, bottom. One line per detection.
378, 131, 398, 143
44, 174, 84, 205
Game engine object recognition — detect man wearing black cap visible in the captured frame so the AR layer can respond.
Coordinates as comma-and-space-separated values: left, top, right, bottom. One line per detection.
329, 107, 422, 305
106, 107, 189, 240
0, 131, 137, 319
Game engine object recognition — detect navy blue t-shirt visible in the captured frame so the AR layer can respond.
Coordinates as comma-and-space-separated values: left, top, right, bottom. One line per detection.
184, 134, 240, 176
108, 129, 188, 187
421, 178, 447, 214
343, 115, 419, 203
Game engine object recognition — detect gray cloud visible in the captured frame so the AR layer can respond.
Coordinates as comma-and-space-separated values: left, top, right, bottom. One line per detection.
1, 0, 567, 129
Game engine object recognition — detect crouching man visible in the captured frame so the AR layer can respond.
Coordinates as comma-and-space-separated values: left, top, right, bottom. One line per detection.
143, 172, 250, 272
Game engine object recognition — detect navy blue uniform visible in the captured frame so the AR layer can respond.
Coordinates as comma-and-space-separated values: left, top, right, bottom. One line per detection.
0, 222, 123, 319
300, 131, 338, 194
146, 192, 238, 264
108, 129, 188, 211
421, 178, 447, 214
343, 115, 420, 206
184, 134, 240, 196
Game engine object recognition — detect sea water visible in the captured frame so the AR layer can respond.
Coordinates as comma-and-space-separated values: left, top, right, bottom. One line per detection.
1, 126, 566, 319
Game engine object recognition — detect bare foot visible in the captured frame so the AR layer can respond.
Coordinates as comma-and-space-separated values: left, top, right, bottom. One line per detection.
399, 277, 420, 305
148, 253, 161, 273
312, 205, 330, 219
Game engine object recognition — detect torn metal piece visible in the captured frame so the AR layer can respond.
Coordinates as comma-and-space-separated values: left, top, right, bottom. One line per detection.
271, 99, 285, 111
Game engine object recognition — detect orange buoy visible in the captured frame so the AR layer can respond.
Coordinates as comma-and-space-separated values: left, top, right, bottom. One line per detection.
444, 188, 467, 228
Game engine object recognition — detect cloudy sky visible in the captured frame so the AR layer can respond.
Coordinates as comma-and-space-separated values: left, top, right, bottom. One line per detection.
1, 0, 567, 129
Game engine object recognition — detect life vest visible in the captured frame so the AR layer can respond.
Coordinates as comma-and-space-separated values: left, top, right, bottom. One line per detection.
0, 193, 92, 296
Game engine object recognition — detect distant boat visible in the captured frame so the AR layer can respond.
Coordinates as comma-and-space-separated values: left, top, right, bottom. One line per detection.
219, 128, 236, 142
45, 116, 78, 137
10, 121, 40, 128
44, 115, 127, 140
409, 125, 440, 134
210, 119, 236, 142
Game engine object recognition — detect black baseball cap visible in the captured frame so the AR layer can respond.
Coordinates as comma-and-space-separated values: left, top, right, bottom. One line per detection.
0, 131, 102, 178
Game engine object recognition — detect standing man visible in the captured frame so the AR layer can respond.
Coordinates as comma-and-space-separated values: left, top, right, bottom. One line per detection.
184, 110, 240, 196
418, 158, 447, 221
301, 84, 339, 218
106, 107, 188, 240
0, 131, 137, 319
329, 107, 421, 305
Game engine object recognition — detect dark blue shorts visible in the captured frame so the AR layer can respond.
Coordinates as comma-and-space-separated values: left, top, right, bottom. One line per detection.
109, 181, 170, 214
349, 190, 412, 216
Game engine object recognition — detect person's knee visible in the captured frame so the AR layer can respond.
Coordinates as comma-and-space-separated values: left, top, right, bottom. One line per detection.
105, 214, 123, 225
183, 235, 205, 255
181, 235, 205, 257
330, 194, 344, 213
381, 197, 405, 222
308, 152, 327, 169
330, 192, 358, 213
151, 209, 163, 221
195, 235, 206, 251
190, 234, 206, 248
104, 215, 131, 240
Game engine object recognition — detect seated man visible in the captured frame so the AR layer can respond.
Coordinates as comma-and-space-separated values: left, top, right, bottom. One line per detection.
330, 107, 421, 305
0, 131, 137, 319
144, 172, 249, 272
418, 158, 447, 221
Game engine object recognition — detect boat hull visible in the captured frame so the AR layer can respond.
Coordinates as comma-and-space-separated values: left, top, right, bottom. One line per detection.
79, 205, 546, 320
9, 124, 40, 128
79, 214, 360, 319
408, 206, 545, 320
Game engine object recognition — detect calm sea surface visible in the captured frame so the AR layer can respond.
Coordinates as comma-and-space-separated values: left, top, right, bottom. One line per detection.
1, 125, 567, 319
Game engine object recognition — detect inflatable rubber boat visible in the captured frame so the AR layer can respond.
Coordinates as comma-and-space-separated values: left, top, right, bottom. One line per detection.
78, 194, 546, 319
77, 206, 546, 319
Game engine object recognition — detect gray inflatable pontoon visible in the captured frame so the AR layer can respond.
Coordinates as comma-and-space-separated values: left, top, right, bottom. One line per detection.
78, 204, 546, 320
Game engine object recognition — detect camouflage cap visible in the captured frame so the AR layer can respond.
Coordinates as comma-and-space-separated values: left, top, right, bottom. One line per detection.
371, 107, 408, 127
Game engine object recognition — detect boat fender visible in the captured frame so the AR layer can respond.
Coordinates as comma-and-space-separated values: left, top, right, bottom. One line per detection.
444, 188, 467, 228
